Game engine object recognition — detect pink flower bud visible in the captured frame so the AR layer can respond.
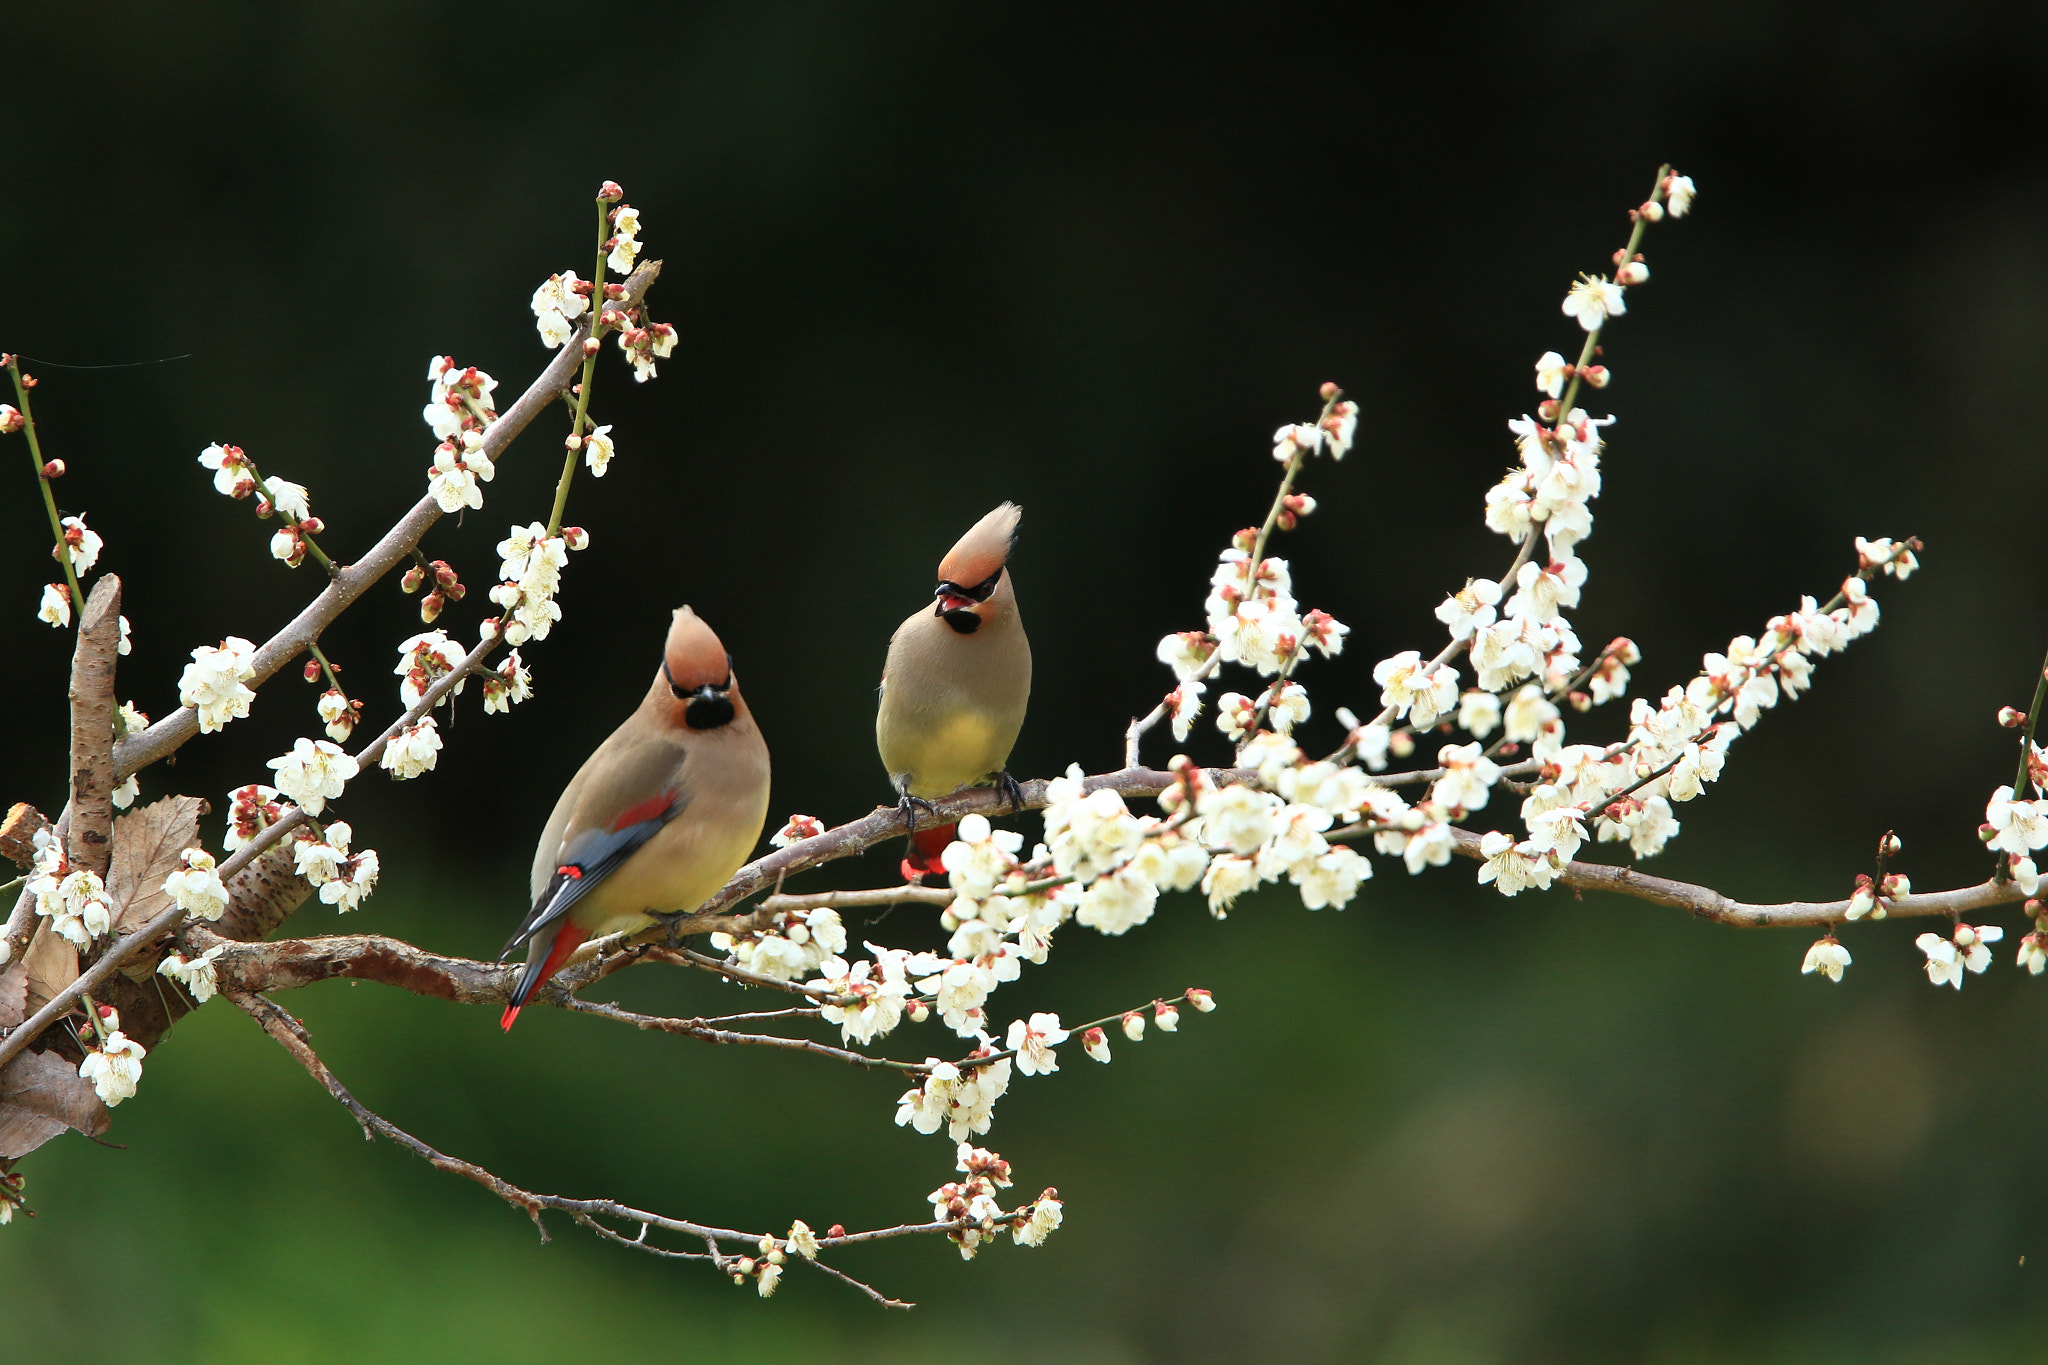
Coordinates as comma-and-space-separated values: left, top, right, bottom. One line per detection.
0, 404, 23, 433
562, 527, 589, 551
400, 564, 424, 593
303, 660, 321, 682
564, 434, 583, 450
1186, 988, 1216, 1012
432, 560, 459, 589
1536, 399, 1560, 423
598, 180, 624, 203
1880, 872, 1911, 899
1567, 689, 1592, 712
2000, 706, 2027, 728
1121, 1010, 1145, 1041
1579, 365, 1610, 388
906, 998, 929, 1023
1879, 831, 1902, 858
1082, 1026, 1111, 1062
1389, 731, 1416, 759
1639, 199, 1665, 222
1318, 380, 1340, 400
1616, 261, 1649, 286
1154, 1002, 1180, 1032
581, 337, 601, 356
42, 459, 63, 478
419, 589, 446, 624
603, 282, 625, 300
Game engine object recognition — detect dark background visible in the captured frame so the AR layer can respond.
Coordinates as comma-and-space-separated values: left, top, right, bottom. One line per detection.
4, 3, 2047, 1361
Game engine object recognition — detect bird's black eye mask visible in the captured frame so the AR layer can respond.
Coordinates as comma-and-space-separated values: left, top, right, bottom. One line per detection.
665, 655, 737, 729
933, 571, 1001, 633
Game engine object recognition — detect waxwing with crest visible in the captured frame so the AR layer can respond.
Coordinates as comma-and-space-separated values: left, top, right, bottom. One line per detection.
876, 503, 1032, 875
498, 606, 771, 1029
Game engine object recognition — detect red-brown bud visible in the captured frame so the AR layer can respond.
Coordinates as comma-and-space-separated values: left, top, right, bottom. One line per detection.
431, 559, 459, 589
2000, 706, 2027, 728
1536, 399, 1560, 423
41, 459, 63, 478
303, 660, 321, 682
400, 564, 425, 594
419, 589, 446, 624
598, 181, 623, 203
1318, 380, 1340, 400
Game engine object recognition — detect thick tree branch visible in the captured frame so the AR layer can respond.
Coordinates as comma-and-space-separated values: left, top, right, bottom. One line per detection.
110, 260, 665, 783
66, 575, 122, 877
1442, 826, 2030, 927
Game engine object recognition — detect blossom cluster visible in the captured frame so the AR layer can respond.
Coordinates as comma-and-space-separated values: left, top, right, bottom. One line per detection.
25, 827, 112, 948
77, 1005, 145, 1107
709, 907, 849, 982
488, 521, 589, 646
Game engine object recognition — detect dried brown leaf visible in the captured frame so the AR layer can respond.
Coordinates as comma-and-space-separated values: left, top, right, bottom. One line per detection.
21, 923, 78, 1017
0, 960, 25, 1031
0, 1048, 110, 1158
107, 795, 205, 937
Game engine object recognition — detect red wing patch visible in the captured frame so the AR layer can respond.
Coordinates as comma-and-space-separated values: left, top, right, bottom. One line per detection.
556, 865, 583, 879
611, 790, 677, 832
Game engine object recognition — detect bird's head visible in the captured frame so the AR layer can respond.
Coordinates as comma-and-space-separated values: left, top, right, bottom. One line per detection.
660, 605, 741, 730
932, 502, 1021, 635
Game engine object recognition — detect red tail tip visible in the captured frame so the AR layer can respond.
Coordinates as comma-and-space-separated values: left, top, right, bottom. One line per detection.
500, 1004, 522, 1031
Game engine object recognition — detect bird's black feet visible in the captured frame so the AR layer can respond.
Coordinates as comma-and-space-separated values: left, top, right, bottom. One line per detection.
993, 769, 1025, 813
896, 791, 937, 835
647, 909, 692, 950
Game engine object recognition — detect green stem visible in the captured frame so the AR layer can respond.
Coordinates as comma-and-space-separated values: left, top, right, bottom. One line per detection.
8, 358, 84, 613
308, 642, 344, 694
237, 448, 337, 576
547, 198, 615, 539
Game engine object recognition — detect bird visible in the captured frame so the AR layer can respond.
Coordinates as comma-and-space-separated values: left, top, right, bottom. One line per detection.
876, 502, 1031, 877
498, 606, 771, 1030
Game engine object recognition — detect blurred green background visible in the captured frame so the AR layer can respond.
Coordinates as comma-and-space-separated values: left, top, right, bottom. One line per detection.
5, 1, 2048, 1360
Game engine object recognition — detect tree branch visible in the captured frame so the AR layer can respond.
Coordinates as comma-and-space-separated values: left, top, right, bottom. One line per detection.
1442, 826, 2030, 927
227, 987, 997, 1306
109, 260, 665, 783
66, 575, 122, 877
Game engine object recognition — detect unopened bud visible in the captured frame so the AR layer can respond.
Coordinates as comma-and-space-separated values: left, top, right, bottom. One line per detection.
1186, 987, 1216, 1012
1389, 731, 1416, 759
301, 516, 325, 535
602, 282, 626, 300
1880, 872, 1911, 899
1579, 365, 1610, 389
0, 404, 23, 433
1277, 510, 1297, 531
419, 589, 446, 624
1568, 690, 1592, 712
401, 564, 425, 593
2000, 706, 2027, 728
1616, 261, 1649, 286
581, 337, 601, 356
41, 459, 64, 478
1639, 199, 1665, 222
1318, 380, 1340, 400
562, 526, 589, 551
1154, 1002, 1180, 1032
1121, 1010, 1145, 1041
906, 998, 929, 1023
1536, 399, 1560, 423
597, 180, 624, 203
432, 560, 459, 589
303, 659, 321, 682
565, 434, 583, 451
827, 1224, 846, 1238
1082, 1026, 1111, 1063
1880, 831, 1902, 858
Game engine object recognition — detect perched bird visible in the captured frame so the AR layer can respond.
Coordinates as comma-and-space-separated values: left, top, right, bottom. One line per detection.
876, 502, 1031, 874
498, 606, 770, 1030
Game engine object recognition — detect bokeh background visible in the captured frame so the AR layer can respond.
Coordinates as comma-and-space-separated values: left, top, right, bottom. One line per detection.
4, 2, 2048, 1360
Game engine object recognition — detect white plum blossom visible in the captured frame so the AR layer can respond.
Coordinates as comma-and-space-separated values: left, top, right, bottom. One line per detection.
395, 630, 466, 709
179, 637, 258, 733
1457, 689, 1502, 739
717, 909, 849, 984
159, 944, 227, 1003
1197, 783, 1282, 856
1043, 775, 1146, 881
1801, 936, 1851, 982
1295, 845, 1371, 910
769, 814, 826, 848
1430, 742, 1501, 815
1374, 651, 1460, 728
1005, 1013, 1068, 1076
530, 269, 590, 348
1076, 865, 1159, 935
940, 814, 1024, 899
1168, 681, 1205, 741
36, 582, 70, 628
1917, 922, 2003, 989
34, 867, 113, 948
813, 951, 912, 1045
1562, 275, 1626, 331
294, 822, 380, 912
1014, 1192, 1064, 1247
607, 204, 643, 275
162, 848, 229, 922
1665, 173, 1696, 216
1156, 631, 1215, 681
1268, 682, 1310, 735
583, 424, 616, 477
1435, 578, 1501, 641
1200, 854, 1259, 916
1534, 350, 1570, 398
55, 515, 103, 573
266, 737, 359, 816
197, 442, 256, 498
1082, 1027, 1111, 1062
380, 717, 444, 780
427, 431, 497, 513
78, 1031, 145, 1106
1986, 786, 2048, 856
423, 357, 500, 440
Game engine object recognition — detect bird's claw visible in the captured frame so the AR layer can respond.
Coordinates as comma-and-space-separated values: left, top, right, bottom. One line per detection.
647, 909, 690, 950
993, 769, 1025, 813
896, 791, 937, 835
